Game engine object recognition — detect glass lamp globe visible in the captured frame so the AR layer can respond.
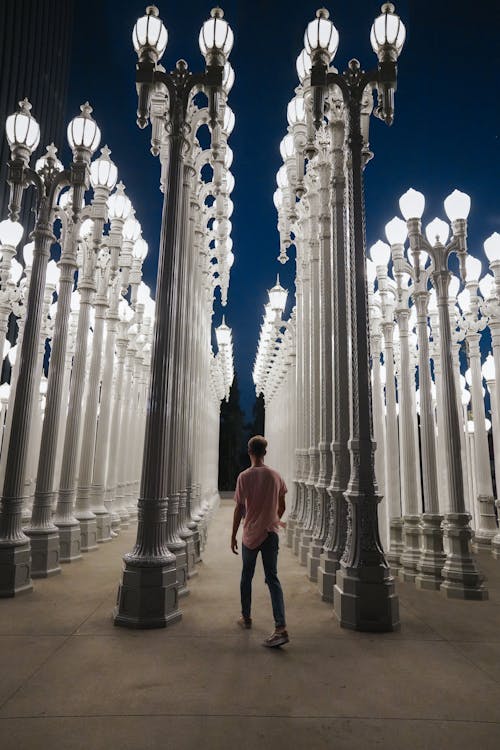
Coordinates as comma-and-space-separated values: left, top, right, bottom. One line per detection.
222, 106, 235, 136
370, 3, 406, 57
273, 189, 283, 210
484, 232, 500, 263
225, 171, 235, 194
0, 219, 23, 248
227, 250, 234, 268
268, 275, 288, 313
370, 240, 391, 266
222, 62, 235, 93
10, 258, 23, 284
276, 165, 288, 190
425, 217, 449, 246
79, 219, 94, 240
479, 273, 494, 300
304, 9, 339, 63
70, 290, 81, 312
280, 134, 295, 161
399, 188, 425, 220
461, 389, 471, 407
296, 49, 312, 83
107, 185, 132, 221
133, 237, 148, 260
137, 281, 151, 305
35, 146, 64, 175
457, 288, 470, 313
449, 274, 460, 299
46, 259, 60, 287
23, 241, 35, 269
408, 248, 429, 268
90, 146, 118, 191
444, 189, 471, 222
227, 198, 234, 218
385, 216, 407, 245
0, 383, 10, 401
5, 99, 40, 153
287, 95, 306, 126
366, 258, 377, 284
67, 103, 101, 156
216, 317, 232, 347
224, 145, 233, 169
133, 5, 168, 61
8, 345, 17, 366
482, 354, 496, 382
199, 7, 234, 62
465, 254, 482, 283
123, 216, 141, 242
3, 340, 11, 359
118, 299, 134, 323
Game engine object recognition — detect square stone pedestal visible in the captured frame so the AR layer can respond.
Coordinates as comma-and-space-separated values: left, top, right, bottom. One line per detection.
0, 543, 33, 597
25, 529, 61, 578
317, 552, 339, 602
114, 560, 181, 629
58, 524, 82, 563
334, 565, 400, 632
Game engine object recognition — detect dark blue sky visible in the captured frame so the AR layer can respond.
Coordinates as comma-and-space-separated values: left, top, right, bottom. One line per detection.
68, 0, 499, 418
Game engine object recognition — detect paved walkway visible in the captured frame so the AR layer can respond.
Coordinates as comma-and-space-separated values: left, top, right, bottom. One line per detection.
1, 499, 500, 749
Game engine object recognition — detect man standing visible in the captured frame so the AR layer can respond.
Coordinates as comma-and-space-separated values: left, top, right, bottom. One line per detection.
231, 435, 289, 647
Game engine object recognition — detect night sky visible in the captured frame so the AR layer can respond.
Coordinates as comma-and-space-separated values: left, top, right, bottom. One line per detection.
66, 0, 499, 418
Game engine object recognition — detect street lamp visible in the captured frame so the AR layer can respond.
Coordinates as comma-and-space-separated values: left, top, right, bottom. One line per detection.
401, 187, 487, 599
306, 3, 405, 631
115, 5, 234, 629
0, 100, 99, 597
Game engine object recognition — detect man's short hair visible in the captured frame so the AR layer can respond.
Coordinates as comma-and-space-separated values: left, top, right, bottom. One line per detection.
248, 435, 267, 457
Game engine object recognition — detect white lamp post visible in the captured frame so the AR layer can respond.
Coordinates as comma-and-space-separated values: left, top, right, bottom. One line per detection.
115, 5, 234, 628
307, 3, 405, 630
0, 101, 99, 596
403, 187, 487, 599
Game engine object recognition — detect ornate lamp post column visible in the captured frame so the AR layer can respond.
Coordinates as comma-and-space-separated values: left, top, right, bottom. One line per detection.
0, 101, 99, 596
115, 5, 233, 628
401, 187, 487, 599
307, 3, 405, 630
460, 257, 497, 548
483, 232, 500, 556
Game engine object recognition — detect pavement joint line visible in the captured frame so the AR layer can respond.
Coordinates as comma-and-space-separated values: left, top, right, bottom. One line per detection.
0, 713, 499, 724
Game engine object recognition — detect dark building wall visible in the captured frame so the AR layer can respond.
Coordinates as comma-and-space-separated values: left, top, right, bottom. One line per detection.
0, 0, 74, 242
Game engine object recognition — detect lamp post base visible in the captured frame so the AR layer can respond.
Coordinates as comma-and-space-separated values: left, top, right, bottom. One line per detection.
317, 551, 339, 602
298, 530, 313, 566
399, 515, 422, 583
386, 518, 404, 576
306, 540, 323, 581
334, 564, 400, 632
114, 559, 181, 629
441, 513, 488, 600
291, 523, 303, 556
24, 528, 61, 578
415, 513, 445, 591
57, 523, 82, 563
95, 512, 112, 543
77, 517, 98, 552
285, 518, 296, 547
0, 543, 33, 597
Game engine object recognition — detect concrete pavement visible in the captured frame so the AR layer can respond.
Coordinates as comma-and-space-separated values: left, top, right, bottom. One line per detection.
1, 498, 500, 749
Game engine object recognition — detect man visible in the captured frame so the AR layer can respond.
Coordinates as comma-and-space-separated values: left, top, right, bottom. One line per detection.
231, 435, 289, 648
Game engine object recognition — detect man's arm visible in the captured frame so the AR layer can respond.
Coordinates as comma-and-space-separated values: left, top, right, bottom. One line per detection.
278, 493, 286, 519
231, 503, 244, 554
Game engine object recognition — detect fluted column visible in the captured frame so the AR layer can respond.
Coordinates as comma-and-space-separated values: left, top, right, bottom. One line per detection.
488, 321, 500, 557
25, 223, 77, 576
414, 289, 446, 589
397, 302, 421, 582
106, 325, 129, 530
432, 269, 487, 599
318, 117, 349, 601
308, 145, 332, 580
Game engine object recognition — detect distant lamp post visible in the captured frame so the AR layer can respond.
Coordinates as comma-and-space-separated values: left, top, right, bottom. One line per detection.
307, 3, 405, 631
0, 100, 99, 597
401, 186, 487, 599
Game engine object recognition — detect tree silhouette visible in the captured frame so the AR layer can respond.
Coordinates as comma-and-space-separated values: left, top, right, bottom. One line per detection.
218, 374, 246, 491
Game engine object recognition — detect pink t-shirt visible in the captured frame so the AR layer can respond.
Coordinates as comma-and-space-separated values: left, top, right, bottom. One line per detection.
234, 465, 287, 549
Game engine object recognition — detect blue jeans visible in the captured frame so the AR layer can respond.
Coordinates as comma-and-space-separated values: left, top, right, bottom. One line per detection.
241, 532, 286, 628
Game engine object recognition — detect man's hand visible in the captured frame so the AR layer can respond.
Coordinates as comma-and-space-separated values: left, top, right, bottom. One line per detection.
231, 536, 239, 555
